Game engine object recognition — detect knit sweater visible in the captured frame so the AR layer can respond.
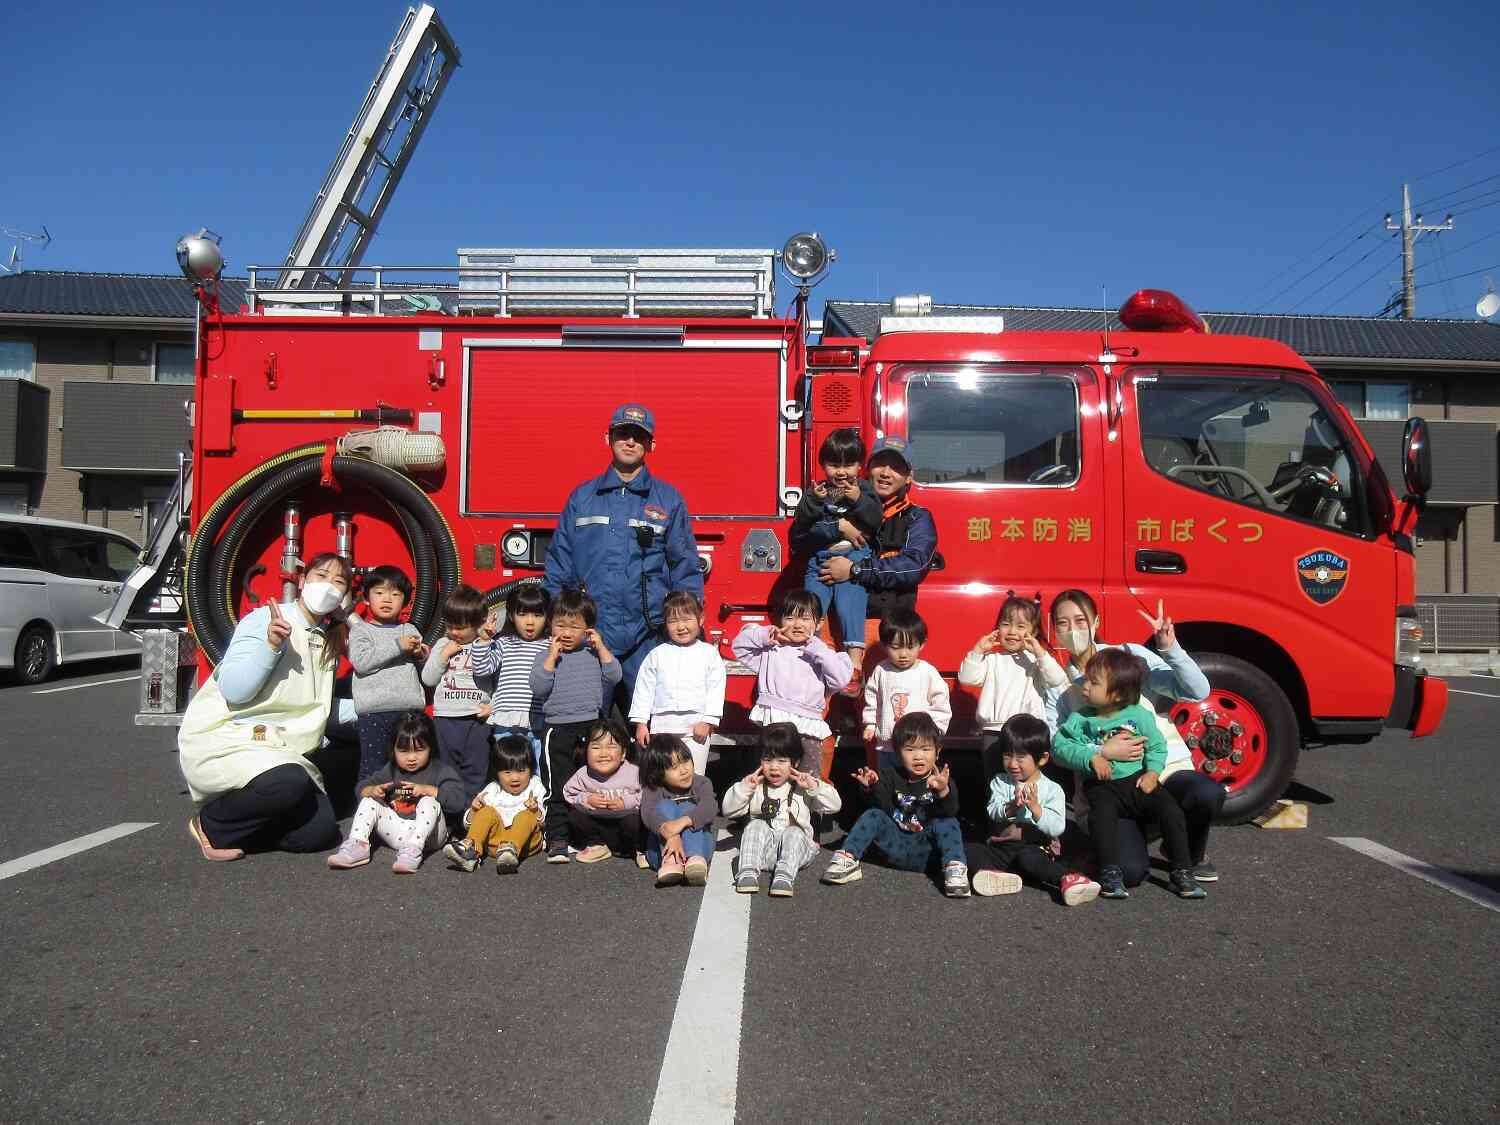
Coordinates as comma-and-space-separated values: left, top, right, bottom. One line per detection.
1052, 702, 1168, 780
347, 616, 426, 714
957, 646, 1068, 730
640, 777, 718, 834
420, 639, 494, 718
723, 776, 841, 846
562, 761, 642, 816
628, 640, 726, 732
862, 659, 952, 741
530, 646, 623, 725
471, 634, 550, 727
356, 760, 466, 820
730, 623, 852, 720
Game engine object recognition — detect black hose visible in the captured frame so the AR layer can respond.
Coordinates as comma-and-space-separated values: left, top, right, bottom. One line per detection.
186, 451, 459, 664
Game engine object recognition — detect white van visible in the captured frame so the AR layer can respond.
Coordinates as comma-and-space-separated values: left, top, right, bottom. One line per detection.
0, 515, 142, 684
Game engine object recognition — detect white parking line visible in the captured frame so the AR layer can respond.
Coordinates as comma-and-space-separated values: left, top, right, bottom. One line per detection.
1448, 688, 1500, 699
0, 823, 157, 881
649, 832, 751, 1125
32, 674, 141, 695
1329, 837, 1500, 914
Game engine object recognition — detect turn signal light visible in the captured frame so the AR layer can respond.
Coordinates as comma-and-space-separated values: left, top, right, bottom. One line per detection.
1118, 289, 1208, 334
808, 345, 859, 369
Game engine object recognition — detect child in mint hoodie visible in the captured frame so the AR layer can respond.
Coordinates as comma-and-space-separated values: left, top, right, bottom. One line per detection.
1052, 648, 1203, 902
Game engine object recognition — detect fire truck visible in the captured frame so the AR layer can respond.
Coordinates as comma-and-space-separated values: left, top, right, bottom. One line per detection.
108, 4, 1445, 825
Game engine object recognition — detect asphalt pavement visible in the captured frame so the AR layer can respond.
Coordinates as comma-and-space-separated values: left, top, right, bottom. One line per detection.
1, 670, 1497, 1124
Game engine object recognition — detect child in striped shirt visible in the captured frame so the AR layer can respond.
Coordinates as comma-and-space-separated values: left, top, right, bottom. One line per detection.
471, 582, 551, 775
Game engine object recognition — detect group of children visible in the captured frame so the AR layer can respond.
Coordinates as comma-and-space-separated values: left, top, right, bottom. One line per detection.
322, 545, 1216, 903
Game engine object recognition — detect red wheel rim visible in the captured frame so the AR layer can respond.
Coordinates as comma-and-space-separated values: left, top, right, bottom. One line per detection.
1170, 689, 1270, 794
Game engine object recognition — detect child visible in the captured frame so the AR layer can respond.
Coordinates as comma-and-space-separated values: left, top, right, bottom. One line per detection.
629, 590, 726, 774
862, 608, 951, 771
1052, 649, 1205, 900
563, 719, 643, 864
347, 565, 429, 791
790, 428, 883, 691
531, 588, 623, 863
965, 715, 1100, 905
822, 712, 968, 897
959, 595, 1068, 773
723, 722, 842, 897
327, 709, 466, 873
442, 734, 547, 873
471, 581, 552, 772
731, 590, 853, 774
421, 584, 495, 804
639, 734, 717, 888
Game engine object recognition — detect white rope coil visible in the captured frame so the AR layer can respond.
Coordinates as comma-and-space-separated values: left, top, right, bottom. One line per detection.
336, 427, 446, 472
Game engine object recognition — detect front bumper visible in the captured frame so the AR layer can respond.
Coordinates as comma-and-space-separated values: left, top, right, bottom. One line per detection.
1386, 665, 1448, 737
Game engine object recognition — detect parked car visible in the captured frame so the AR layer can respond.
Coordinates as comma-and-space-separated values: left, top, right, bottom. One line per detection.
0, 515, 142, 684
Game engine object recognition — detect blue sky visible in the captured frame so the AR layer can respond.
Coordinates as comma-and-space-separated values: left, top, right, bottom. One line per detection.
6, 0, 1498, 318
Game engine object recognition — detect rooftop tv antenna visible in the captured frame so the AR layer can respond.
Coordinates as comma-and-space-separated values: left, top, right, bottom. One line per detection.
0, 225, 51, 273
276, 4, 460, 291
1477, 278, 1500, 320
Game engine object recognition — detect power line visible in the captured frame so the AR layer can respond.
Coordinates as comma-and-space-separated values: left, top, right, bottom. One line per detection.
1450, 194, 1500, 219
1245, 210, 1382, 305
1413, 226, 1500, 269
1413, 170, 1500, 210
1321, 250, 1403, 313
1255, 222, 1385, 312
1415, 259, 1500, 286
1288, 240, 1398, 313
1409, 142, 1500, 185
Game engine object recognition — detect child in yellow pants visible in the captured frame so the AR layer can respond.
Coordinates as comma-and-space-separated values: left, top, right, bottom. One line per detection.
443, 734, 545, 873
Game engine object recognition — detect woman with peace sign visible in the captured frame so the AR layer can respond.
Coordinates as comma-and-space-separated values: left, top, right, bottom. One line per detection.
1043, 591, 1224, 888
179, 553, 354, 861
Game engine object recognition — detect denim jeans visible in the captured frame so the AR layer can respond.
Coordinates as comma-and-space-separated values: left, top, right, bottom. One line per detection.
804, 545, 871, 650
841, 808, 965, 871
644, 798, 715, 869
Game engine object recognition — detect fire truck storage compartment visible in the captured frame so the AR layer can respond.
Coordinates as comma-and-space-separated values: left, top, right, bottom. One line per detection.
463, 341, 787, 518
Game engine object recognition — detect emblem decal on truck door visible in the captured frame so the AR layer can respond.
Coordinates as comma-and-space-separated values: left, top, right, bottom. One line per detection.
1296, 549, 1350, 605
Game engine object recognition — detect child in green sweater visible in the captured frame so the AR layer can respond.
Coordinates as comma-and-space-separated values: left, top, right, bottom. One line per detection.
1053, 648, 1205, 901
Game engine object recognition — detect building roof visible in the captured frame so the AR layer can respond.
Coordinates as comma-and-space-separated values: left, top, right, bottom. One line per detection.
0, 270, 248, 321
822, 299, 1500, 364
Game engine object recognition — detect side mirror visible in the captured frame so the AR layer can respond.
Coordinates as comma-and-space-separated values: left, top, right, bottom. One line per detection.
1402, 416, 1432, 498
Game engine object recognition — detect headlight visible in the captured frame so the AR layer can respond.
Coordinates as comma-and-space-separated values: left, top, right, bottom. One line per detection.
175, 229, 223, 282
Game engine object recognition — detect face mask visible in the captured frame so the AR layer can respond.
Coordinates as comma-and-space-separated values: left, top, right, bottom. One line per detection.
301, 580, 343, 616
1058, 625, 1093, 657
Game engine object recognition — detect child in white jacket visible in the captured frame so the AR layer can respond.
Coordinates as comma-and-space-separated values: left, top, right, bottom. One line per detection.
958, 596, 1068, 757
724, 723, 842, 897
862, 608, 951, 770
630, 591, 726, 774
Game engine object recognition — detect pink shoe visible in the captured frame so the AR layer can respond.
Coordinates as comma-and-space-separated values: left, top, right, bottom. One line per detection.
683, 856, 709, 886
1060, 872, 1101, 906
326, 838, 371, 869
656, 855, 685, 887
391, 846, 424, 874
187, 817, 244, 863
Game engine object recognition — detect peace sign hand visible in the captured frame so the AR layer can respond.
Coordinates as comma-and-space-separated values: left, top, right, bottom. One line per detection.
1138, 599, 1176, 650
926, 763, 952, 797
266, 601, 291, 651
851, 766, 880, 790
790, 768, 820, 792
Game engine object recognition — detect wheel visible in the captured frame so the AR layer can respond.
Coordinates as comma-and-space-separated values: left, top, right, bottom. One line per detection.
15, 625, 56, 685
1166, 652, 1299, 825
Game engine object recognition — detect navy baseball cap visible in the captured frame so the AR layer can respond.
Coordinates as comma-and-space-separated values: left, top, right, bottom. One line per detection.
609, 403, 655, 436
868, 434, 911, 467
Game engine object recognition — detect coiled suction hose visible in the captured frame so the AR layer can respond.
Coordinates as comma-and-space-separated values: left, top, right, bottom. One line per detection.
185, 445, 459, 665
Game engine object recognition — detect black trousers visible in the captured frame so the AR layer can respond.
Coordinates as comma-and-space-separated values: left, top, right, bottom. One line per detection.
355, 710, 404, 796
1113, 770, 1227, 885
567, 806, 642, 855
541, 720, 594, 847
198, 764, 339, 853
964, 838, 1067, 887
1087, 775, 1190, 873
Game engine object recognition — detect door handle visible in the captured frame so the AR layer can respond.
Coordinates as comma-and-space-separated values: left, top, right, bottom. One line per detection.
1135, 549, 1186, 574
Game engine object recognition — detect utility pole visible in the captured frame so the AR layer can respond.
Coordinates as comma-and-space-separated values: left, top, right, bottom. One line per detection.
1385, 184, 1453, 319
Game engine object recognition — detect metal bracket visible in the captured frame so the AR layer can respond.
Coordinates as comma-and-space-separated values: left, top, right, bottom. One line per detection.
740, 529, 782, 573
265, 352, 278, 390
781, 399, 804, 424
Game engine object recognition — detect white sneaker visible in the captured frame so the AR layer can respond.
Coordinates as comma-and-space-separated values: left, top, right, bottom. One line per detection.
972, 869, 1023, 897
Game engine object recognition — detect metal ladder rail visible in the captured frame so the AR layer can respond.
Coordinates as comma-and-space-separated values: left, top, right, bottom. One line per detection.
277, 4, 460, 291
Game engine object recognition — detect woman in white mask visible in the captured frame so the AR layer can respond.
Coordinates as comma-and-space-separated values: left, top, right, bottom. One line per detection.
1043, 589, 1224, 889
179, 553, 354, 861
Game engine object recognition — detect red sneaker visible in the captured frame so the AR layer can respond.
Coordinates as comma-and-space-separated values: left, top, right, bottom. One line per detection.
1059, 872, 1100, 907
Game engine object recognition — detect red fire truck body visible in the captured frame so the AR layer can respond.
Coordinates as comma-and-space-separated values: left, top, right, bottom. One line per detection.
177, 282, 1446, 823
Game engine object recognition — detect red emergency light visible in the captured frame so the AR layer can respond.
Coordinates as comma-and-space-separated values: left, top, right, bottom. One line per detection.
807, 344, 860, 369
1117, 289, 1208, 334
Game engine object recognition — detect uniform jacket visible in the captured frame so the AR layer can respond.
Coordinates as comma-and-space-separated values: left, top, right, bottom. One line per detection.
543, 464, 703, 656
857, 494, 938, 618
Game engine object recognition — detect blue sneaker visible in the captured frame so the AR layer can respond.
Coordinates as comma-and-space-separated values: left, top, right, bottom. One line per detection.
1169, 869, 1207, 899
1098, 865, 1129, 899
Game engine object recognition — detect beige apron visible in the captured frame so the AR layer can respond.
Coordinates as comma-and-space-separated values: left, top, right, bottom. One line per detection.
177, 605, 334, 803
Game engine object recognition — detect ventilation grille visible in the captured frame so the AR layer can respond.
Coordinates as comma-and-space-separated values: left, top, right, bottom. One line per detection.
818, 380, 856, 418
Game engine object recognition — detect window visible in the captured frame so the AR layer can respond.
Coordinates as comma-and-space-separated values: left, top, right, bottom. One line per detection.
154, 342, 195, 385
42, 528, 114, 579
0, 525, 41, 568
1136, 372, 1367, 534
0, 339, 35, 380
104, 538, 138, 580
1324, 379, 1409, 420
898, 366, 1081, 486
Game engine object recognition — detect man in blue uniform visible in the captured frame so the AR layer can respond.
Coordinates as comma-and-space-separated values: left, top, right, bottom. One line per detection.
544, 403, 703, 704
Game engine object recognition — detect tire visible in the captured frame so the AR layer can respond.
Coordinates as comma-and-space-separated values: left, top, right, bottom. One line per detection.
15, 625, 56, 685
1168, 652, 1299, 825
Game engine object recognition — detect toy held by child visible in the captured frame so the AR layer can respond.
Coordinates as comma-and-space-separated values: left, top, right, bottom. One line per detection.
530, 588, 623, 862
639, 734, 718, 888
731, 590, 853, 774
470, 581, 552, 772
723, 722, 842, 897
964, 715, 1099, 905
442, 734, 547, 873
421, 584, 497, 803
328, 710, 466, 874
1052, 649, 1205, 900
563, 719, 643, 864
790, 428, 883, 692
958, 595, 1068, 736
862, 608, 951, 770
629, 590, 726, 774
821, 712, 970, 898
347, 565, 429, 792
